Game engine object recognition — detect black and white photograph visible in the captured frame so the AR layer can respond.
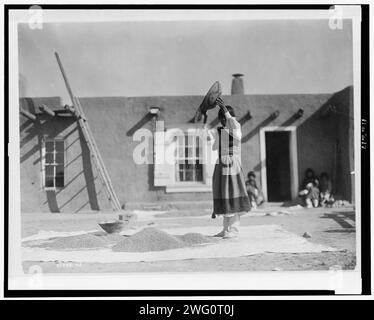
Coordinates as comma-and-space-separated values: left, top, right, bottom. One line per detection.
4, 5, 368, 295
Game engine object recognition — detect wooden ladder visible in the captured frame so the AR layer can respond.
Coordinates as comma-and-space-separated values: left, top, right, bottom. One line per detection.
55, 52, 122, 211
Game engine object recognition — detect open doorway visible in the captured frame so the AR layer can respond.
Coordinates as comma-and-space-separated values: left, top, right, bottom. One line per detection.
265, 131, 291, 201
259, 127, 298, 202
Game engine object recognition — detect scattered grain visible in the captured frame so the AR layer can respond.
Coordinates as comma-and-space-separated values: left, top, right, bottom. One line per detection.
177, 233, 212, 245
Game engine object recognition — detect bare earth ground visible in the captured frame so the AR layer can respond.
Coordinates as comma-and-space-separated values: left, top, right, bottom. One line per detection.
22, 205, 356, 273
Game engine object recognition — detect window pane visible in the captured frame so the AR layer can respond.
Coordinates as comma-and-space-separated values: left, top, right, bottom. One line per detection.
179, 171, 184, 181
178, 146, 184, 158
55, 141, 64, 153
196, 137, 200, 157
176, 162, 184, 181
45, 153, 54, 164
45, 141, 54, 152
55, 153, 64, 164
45, 176, 54, 188
45, 165, 54, 176
55, 176, 64, 188
177, 135, 183, 146
188, 158, 197, 164
196, 164, 203, 181
185, 135, 189, 157
186, 147, 194, 158
185, 170, 193, 181
174, 131, 205, 183
56, 165, 64, 176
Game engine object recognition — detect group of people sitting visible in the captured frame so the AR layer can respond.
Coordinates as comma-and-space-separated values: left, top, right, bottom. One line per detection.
298, 168, 334, 208
245, 168, 334, 209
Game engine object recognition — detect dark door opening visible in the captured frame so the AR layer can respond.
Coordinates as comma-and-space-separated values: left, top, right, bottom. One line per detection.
265, 131, 291, 202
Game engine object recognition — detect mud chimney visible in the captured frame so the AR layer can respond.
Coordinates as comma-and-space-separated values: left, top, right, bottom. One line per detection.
231, 73, 244, 95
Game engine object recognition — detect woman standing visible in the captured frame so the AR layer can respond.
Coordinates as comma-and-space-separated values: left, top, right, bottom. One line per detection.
209, 97, 251, 238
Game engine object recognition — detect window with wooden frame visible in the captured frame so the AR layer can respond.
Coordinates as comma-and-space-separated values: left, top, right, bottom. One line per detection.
154, 126, 217, 192
42, 138, 65, 189
175, 133, 203, 182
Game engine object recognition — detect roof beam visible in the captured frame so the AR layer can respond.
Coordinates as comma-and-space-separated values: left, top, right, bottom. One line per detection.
39, 104, 55, 116
20, 108, 36, 121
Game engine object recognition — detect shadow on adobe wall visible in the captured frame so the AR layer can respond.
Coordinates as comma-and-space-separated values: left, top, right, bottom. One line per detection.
78, 125, 100, 210
242, 87, 353, 205
21, 98, 74, 213
20, 98, 76, 163
126, 113, 153, 137
46, 190, 60, 213
40, 127, 103, 212
297, 86, 353, 202
241, 113, 277, 143
148, 163, 158, 192
20, 97, 104, 213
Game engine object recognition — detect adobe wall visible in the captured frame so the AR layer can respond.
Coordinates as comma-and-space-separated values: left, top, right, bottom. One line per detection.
78, 93, 339, 205
19, 89, 353, 212
19, 97, 112, 213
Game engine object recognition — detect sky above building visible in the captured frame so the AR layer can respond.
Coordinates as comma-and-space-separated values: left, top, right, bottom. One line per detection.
18, 19, 353, 103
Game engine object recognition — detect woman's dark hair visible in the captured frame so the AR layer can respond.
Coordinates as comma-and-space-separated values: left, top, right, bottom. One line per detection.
305, 168, 315, 177
320, 172, 329, 179
247, 171, 256, 179
218, 105, 235, 120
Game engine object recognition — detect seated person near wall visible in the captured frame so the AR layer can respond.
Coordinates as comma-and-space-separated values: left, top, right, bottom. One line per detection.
299, 168, 319, 208
319, 172, 334, 207
245, 171, 264, 209
299, 180, 320, 208
300, 168, 317, 190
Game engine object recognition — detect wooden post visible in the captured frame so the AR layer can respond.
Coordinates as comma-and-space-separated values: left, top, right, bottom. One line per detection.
64, 104, 77, 116
20, 108, 36, 121
64, 104, 86, 120
39, 104, 55, 116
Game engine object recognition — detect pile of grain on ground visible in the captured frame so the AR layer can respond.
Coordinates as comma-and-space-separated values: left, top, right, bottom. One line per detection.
177, 233, 213, 245
112, 227, 186, 252
25, 229, 215, 252
35, 234, 108, 250
95, 233, 125, 245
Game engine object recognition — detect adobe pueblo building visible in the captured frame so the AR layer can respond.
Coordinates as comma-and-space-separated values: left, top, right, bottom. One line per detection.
19, 75, 354, 213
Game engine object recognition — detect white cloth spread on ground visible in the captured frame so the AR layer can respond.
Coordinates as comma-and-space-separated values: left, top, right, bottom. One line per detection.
22, 230, 99, 242
22, 224, 337, 263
